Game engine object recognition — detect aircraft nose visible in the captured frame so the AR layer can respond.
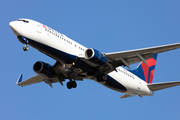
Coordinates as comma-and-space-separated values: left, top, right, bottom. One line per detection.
9, 21, 16, 29
9, 21, 20, 36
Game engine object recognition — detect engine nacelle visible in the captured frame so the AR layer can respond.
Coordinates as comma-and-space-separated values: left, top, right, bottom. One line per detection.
33, 61, 56, 78
85, 48, 107, 66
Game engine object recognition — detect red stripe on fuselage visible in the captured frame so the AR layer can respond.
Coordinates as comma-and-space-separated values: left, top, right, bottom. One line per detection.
43, 25, 46, 28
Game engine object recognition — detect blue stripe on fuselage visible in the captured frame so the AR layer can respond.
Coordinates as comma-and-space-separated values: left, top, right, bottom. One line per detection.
103, 75, 127, 93
28, 38, 77, 64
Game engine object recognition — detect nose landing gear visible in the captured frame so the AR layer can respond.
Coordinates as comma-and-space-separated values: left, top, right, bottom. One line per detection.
23, 45, 29, 51
17, 36, 29, 51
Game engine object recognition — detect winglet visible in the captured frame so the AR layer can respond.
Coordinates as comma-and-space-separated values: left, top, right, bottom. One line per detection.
16, 74, 23, 85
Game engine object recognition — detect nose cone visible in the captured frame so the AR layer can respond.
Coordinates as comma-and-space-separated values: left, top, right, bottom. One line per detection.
9, 21, 20, 36
9, 21, 16, 29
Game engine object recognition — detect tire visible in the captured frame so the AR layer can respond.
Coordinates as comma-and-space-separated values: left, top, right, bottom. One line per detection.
72, 81, 77, 88
67, 82, 72, 89
23, 46, 28, 51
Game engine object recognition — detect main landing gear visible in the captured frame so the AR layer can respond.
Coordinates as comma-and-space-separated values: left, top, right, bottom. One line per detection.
67, 81, 77, 89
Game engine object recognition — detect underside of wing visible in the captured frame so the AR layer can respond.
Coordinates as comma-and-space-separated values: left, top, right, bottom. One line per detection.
120, 94, 135, 99
148, 81, 180, 91
16, 61, 84, 88
104, 43, 180, 70
16, 74, 45, 87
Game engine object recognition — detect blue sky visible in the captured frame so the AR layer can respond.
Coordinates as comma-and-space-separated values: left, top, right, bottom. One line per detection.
1, 0, 180, 120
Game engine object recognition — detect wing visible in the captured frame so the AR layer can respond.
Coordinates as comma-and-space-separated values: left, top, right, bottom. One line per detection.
16, 61, 84, 88
16, 74, 45, 87
148, 81, 180, 91
16, 74, 66, 88
103, 43, 180, 73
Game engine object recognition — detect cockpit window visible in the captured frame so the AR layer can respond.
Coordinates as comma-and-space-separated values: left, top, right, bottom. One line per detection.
17, 19, 29, 23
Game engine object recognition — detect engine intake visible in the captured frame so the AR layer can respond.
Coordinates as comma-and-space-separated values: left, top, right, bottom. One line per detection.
33, 61, 56, 78
85, 48, 107, 66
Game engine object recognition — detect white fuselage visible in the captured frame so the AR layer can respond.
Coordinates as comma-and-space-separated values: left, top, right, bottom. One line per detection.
9, 19, 153, 97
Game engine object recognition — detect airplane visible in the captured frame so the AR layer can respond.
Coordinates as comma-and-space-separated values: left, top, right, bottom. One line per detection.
9, 18, 180, 98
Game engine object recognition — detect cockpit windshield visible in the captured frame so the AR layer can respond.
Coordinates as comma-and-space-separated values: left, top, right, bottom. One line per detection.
17, 19, 29, 23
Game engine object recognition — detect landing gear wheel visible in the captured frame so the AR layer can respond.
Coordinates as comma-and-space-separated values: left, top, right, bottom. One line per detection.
23, 46, 29, 51
67, 82, 72, 89
66, 81, 77, 89
72, 81, 77, 88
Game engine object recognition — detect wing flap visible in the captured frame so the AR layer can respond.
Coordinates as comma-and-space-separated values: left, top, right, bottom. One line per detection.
148, 81, 180, 91
16, 74, 44, 86
125, 54, 153, 65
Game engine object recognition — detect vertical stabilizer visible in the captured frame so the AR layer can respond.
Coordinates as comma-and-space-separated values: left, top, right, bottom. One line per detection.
129, 54, 157, 84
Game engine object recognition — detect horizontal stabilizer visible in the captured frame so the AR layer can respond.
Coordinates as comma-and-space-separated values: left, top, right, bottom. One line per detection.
120, 94, 135, 99
148, 81, 180, 91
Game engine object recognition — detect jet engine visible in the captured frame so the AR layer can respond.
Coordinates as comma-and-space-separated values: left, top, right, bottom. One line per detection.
33, 61, 56, 78
85, 48, 107, 66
